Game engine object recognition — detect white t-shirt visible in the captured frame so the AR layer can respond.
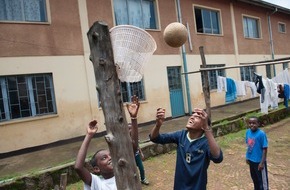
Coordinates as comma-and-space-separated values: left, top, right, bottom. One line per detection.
84, 173, 117, 190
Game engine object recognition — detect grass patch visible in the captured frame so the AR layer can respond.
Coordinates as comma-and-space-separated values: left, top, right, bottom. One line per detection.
217, 129, 246, 148
216, 119, 230, 126
244, 112, 264, 119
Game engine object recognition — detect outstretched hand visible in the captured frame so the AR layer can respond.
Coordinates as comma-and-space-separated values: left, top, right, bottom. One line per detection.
193, 108, 210, 130
87, 120, 98, 136
156, 108, 165, 127
126, 95, 140, 118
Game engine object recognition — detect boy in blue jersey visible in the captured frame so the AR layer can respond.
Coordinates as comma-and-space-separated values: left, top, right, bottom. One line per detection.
246, 116, 269, 190
149, 108, 223, 190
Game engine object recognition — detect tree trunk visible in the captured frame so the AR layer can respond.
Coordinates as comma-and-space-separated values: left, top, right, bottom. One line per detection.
87, 21, 141, 190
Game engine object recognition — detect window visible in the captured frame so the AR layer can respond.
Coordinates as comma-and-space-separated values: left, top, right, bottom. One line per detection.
0, 0, 47, 22
113, 0, 158, 29
201, 65, 225, 90
283, 62, 289, 70
240, 66, 256, 82
243, 16, 260, 38
194, 7, 221, 34
278, 22, 286, 33
266, 65, 273, 78
0, 74, 56, 122
120, 80, 145, 103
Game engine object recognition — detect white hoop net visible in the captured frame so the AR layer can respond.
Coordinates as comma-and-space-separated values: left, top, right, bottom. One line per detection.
110, 25, 157, 82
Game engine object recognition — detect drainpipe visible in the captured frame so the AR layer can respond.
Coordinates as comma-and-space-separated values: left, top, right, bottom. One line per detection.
176, 0, 192, 115
267, 7, 278, 76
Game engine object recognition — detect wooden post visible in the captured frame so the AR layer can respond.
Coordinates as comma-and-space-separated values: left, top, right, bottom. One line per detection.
60, 173, 67, 190
87, 21, 141, 189
199, 46, 211, 119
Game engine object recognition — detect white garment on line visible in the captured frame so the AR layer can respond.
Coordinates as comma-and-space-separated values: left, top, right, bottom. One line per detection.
266, 78, 278, 109
272, 68, 290, 85
260, 78, 270, 114
245, 81, 257, 98
217, 76, 227, 92
235, 80, 247, 96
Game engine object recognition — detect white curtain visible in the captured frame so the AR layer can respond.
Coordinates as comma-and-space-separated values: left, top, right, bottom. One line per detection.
142, 0, 151, 29
0, 0, 42, 21
114, 0, 128, 25
128, 0, 142, 28
114, 0, 152, 28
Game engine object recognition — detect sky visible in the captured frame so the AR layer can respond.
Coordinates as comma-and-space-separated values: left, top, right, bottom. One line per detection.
263, 0, 290, 9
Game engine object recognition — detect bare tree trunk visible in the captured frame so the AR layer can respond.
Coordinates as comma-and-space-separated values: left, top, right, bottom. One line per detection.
87, 21, 141, 190
199, 46, 211, 119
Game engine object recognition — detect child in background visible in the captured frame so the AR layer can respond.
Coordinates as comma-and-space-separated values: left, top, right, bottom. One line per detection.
128, 123, 149, 185
74, 96, 140, 190
245, 116, 269, 190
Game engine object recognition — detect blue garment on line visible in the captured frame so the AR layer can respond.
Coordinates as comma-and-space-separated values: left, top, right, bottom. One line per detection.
283, 84, 289, 108
225, 78, 237, 103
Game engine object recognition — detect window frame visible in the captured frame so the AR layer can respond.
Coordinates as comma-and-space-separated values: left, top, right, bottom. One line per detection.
278, 22, 286, 33
240, 65, 256, 82
201, 64, 226, 90
120, 80, 146, 103
242, 15, 261, 39
283, 62, 289, 70
193, 5, 223, 36
0, 0, 49, 24
113, 0, 159, 30
0, 73, 57, 122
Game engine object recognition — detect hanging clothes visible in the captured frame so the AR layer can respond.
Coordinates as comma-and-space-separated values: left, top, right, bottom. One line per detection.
225, 78, 237, 103
245, 81, 257, 98
260, 78, 270, 114
283, 84, 289, 108
217, 76, 227, 93
254, 73, 266, 103
235, 80, 247, 96
266, 78, 278, 109
272, 68, 290, 84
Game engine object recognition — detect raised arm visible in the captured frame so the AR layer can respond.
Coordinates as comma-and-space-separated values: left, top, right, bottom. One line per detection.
194, 108, 221, 158
74, 120, 98, 186
150, 108, 165, 139
126, 95, 140, 153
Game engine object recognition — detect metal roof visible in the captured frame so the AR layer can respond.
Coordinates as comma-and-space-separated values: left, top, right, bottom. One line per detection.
236, 0, 290, 14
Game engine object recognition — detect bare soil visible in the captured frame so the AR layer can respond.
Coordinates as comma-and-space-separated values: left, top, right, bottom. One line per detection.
141, 117, 290, 190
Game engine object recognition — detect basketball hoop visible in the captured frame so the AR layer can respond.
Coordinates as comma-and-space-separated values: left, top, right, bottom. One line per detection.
110, 25, 157, 82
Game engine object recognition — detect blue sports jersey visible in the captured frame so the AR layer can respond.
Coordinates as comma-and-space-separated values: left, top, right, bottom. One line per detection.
245, 128, 268, 163
150, 130, 223, 190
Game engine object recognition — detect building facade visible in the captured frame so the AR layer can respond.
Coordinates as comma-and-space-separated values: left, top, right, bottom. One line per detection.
0, 0, 289, 153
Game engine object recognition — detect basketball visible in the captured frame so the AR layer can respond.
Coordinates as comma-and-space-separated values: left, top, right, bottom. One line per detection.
163, 22, 188, 48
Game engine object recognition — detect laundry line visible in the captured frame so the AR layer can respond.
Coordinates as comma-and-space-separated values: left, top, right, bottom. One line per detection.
182, 57, 290, 75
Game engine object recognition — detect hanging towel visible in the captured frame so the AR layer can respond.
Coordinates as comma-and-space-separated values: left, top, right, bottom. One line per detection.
283, 84, 289, 108
225, 78, 237, 103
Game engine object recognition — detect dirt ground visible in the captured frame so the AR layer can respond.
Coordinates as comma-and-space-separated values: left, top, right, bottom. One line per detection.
141, 117, 290, 190
67, 117, 290, 190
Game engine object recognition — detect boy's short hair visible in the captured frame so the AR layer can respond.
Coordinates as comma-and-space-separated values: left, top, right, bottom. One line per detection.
90, 149, 106, 167
248, 116, 260, 123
